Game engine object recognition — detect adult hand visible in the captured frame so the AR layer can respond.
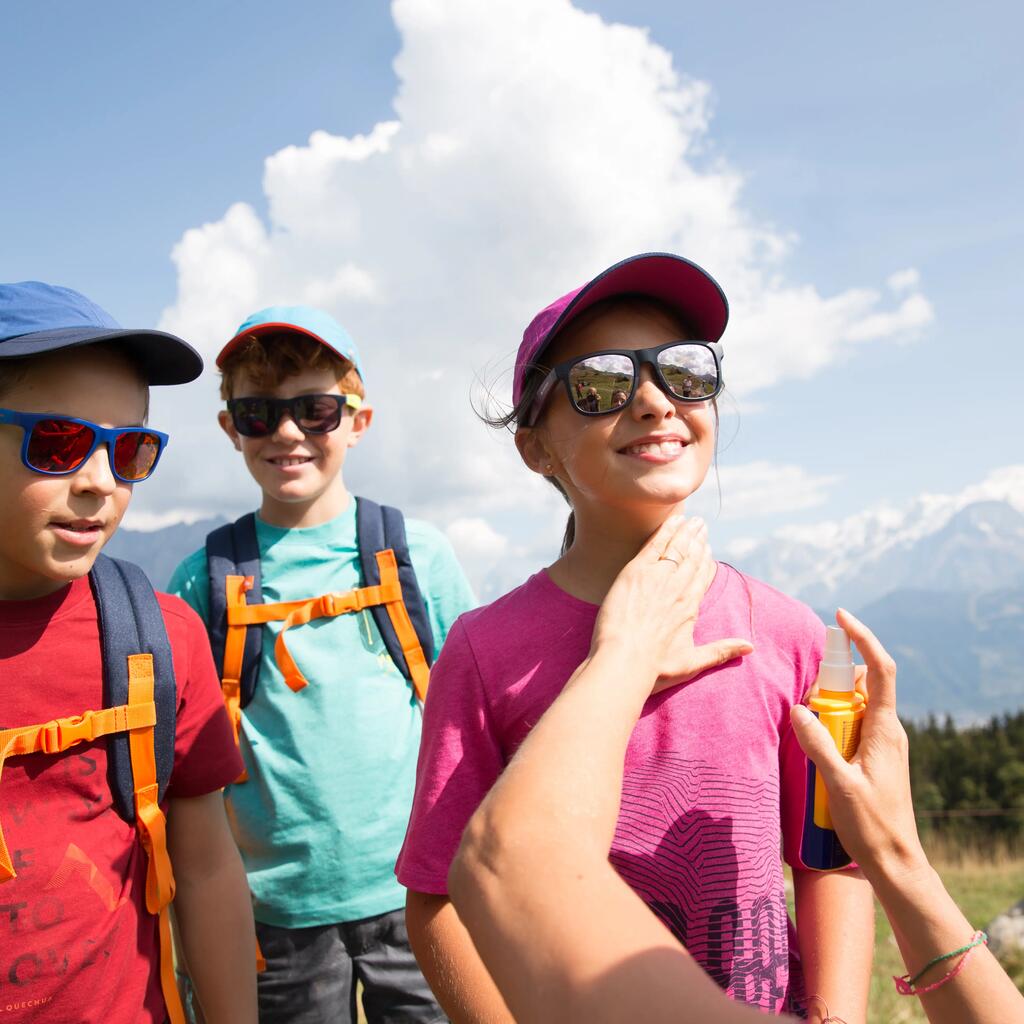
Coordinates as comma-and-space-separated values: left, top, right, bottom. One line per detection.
591, 515, 753, 691
790, 608, 927, 882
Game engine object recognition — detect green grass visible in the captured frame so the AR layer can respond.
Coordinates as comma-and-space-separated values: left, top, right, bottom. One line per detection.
786, 848, 1024, 1022
868, 855, 1024, 1023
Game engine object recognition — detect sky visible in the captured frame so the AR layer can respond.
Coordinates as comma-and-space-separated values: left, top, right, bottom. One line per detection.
3, 0, 1022, 594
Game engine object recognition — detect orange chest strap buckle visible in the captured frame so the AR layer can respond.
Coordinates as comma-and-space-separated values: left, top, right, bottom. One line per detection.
0, 700, 156, 883
220, 548, 430, 703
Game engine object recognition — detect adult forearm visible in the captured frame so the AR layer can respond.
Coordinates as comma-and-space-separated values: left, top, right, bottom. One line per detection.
439, 647, 647, 1022
869, 860, 1024, 1024
453, 823, 775, 1024
175, 861, 258, 1023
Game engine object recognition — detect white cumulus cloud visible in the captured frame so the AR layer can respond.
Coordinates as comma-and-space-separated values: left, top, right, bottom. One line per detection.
141, 0, 935, 587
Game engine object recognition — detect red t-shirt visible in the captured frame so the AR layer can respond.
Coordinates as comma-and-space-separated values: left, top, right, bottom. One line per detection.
0, 575, 243, 1023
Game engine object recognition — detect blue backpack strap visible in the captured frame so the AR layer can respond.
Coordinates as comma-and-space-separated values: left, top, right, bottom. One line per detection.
205, 513, 263, 708
356, 497, 435, 679
88, 554, 177, 823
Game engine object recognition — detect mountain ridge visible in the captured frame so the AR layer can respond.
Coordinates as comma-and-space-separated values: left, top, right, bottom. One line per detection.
102, 473, 1024, 721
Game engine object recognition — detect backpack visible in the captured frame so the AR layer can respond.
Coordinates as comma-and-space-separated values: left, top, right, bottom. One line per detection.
204, 497, 435, 777
0, 554, 185, 1024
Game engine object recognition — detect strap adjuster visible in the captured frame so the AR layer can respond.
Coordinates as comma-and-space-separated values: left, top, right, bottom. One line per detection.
39, 712, 98, 754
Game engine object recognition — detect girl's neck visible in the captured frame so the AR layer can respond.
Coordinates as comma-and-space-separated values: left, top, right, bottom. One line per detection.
547, 502, 687, 605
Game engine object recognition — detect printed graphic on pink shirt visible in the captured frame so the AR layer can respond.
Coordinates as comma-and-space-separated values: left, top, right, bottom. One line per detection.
396, 566, 823, 1017
611, 754, 804, 1012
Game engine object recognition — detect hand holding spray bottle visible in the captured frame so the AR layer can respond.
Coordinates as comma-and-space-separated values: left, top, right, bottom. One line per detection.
800, 625, 867, 870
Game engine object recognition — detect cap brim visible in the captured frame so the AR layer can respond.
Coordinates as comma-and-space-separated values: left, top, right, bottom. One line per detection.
216, 322, 354, 369
545, 252, 729, 351
0, 326, 203, 385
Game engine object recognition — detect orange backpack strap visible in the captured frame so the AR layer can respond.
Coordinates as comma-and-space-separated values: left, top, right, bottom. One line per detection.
127, 653, 186, 1024
375, 550, 430, 703
0, 670, 183, 1023
0, 702, 156, 883
266, 582, 400, 691
221, 574, 427, 698
209, 503, 435, 721
206, 515, 262, 737
0, 556, 186, 1022
221, 574, 253, 781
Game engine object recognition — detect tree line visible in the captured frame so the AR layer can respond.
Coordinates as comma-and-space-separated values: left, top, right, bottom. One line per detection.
905, 711, 1024, 846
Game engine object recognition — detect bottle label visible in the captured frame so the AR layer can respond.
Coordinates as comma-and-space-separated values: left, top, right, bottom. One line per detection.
811, 709, 861, 829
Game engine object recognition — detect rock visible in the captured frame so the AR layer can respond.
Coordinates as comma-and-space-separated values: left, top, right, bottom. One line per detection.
986, 899, 1024, 959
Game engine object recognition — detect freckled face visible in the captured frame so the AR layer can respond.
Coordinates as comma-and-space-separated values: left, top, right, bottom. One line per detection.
0, 348, 148, 599
528, 304, 716, 517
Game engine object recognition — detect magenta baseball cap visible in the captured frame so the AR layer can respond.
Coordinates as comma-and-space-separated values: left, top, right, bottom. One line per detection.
512, 252, 728, 406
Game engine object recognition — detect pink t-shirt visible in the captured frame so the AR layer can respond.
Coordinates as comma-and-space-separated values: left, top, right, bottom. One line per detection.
396, 563, 825, 1014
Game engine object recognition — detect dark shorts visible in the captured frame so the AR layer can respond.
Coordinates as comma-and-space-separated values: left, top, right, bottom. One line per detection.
255, 909, 445, 1024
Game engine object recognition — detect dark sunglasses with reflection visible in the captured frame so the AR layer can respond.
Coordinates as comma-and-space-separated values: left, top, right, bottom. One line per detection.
525, 340, 723, 427
226, 393, 363, 438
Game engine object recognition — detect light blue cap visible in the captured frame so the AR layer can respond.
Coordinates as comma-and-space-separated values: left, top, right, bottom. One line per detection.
217, 305, 363, 380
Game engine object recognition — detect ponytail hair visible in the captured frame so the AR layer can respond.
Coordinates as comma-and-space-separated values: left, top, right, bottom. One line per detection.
562, 511, 576, 553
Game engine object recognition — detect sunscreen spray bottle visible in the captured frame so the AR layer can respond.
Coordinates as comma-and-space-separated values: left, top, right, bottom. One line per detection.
800, 625, 866, 870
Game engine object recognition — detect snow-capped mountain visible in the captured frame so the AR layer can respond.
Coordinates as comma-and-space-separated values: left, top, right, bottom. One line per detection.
731, 466, 1024, 607
727, 467, 1024, 719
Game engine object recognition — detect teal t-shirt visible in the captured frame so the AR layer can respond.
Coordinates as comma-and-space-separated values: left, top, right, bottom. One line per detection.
167, 500, 475, 927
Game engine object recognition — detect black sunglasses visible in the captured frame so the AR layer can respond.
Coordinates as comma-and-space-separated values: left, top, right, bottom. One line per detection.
526, 341, 723, 426
227, 393, 363, 438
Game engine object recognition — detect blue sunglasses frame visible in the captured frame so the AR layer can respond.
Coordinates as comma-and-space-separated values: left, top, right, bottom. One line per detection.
0, 408, 168, 482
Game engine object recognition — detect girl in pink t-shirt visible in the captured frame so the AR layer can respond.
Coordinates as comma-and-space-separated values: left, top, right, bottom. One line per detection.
397, 253, 874, 1022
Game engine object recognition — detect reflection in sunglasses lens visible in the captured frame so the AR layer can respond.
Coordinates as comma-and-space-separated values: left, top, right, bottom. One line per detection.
296, 396, 342, 433
231, 395, 345, 436
114, 431, 162, 480
658, 345, 717, 399
27, 419, 95, 472
568, 354, 634, 413
234, 399, 275, 437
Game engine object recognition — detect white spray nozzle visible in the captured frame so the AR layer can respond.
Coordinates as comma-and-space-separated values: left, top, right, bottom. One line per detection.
816, 625, 855, 693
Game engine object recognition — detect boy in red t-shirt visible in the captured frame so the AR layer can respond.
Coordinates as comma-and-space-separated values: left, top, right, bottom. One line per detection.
0, 282, 257, 1023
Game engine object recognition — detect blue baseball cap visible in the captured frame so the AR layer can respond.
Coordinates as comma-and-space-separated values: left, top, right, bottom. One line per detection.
0, 281, 203, 384
217, 305, 364, 380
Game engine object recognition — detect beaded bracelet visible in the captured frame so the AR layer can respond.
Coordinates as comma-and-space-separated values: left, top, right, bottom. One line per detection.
893, 930, 988, 996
